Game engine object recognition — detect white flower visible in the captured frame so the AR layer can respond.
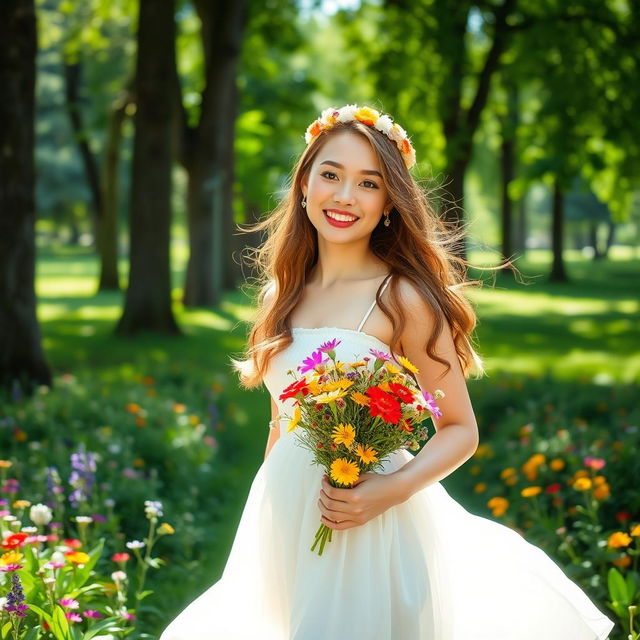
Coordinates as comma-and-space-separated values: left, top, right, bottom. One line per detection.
387, 123, 404, 142
319, 107, 338, 126
29, 503, 52, 526
21, 526, 37, 534
374, 114, 394, 135
111, 570, 127, 582
75, 516, 93, 525
144, 500, 163, 519
126, 540, 145, 550
51, 550, 65, 564
0, 597, 7, 611
3, 515, 17, 523
336, 104, 358, 123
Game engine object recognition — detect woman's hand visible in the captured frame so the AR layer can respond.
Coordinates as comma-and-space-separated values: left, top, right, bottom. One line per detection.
316, 472, 408, 531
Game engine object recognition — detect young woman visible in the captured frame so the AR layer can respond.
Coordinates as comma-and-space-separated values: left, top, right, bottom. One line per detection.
160, 105, 615, 639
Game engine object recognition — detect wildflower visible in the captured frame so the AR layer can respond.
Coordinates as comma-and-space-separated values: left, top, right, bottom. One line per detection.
355, 444, 378, 464
63, 538, 82, 549
388, 382, 414, 403
473, 444, 493, 459
487, 497, 509, 517
319, 339, 341, 352
324, 378, 354, 392
473, 483, 487, 494
369, 348, 392, 362
583, 456, 606, 471
173, 403, 186, 413
144, 500, 163, 519
298, 349, 329, 374
546, 483, 562, 494
2, 533, 28, 550
158, 523, 175, 535
0, 564, 23, 572
75, 516, 93, 525
385, 362, 400, 375
420, 390, 442, 419
69, 445, 97, 508
330, 459, 360, 487
349, 391, 370, 407
612, 555, 631, 569
0, 460, 12, 469
573, 478, 592, 491
0, 550, 24, 566
111, 570, 127, 582
29, 503, 52, 526
630, 524, 640, 537
83, 610, 103, 618
4, 572, 28, 618
65, 551, 90, 565
59, 598, 80, 609
12, 500, 30, 509
549, 458, 565, 471
367, 386, 402, 424
520, 486, 542, 498
112, 552, 130, 563
398, 355, 419, 375
608, 532, 632, 549
287, 405, 302, 433
332, 423, 356, 449
65, 612, 83, 623
125, 402, 141, 414
126, 540, 145, 550
593, 482, 610, 501
314, 390, 348, 404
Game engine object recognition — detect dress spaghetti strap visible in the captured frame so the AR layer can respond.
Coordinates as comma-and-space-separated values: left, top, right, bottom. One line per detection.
355, 273, 392, 332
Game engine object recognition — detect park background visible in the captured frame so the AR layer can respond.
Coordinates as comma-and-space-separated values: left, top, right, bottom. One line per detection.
1, 0, 639, 638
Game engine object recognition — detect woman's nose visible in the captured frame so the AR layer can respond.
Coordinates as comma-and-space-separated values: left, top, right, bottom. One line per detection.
334, 181, 356, 204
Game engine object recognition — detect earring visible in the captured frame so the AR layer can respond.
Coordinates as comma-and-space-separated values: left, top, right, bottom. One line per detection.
384, 212, 390, 227
301, 197, 307, 208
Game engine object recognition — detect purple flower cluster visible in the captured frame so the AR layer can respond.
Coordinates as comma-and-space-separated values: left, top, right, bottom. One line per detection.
5, 572, 28, 617
69, 445, 97, 508
46, 466, 65, 502
297, 350, 329, 374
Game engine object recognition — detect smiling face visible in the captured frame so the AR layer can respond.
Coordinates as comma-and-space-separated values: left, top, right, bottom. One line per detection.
301, 130, 392, 245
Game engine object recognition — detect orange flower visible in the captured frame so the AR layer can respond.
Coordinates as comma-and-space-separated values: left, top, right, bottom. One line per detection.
125, 403, 141, 414
549, 458, 565, 471
473, 482, 487, 494
573, 478, 592, 491
630, 524, 640, 537
65, 551, 90, 565
521, 486, 542, 498
612, 555, 631, 569
487, 497, 509, 517
593, 482, 610, 501
0, 460, 12, 469
350, 391, 370, 407
608, 532, 632, 549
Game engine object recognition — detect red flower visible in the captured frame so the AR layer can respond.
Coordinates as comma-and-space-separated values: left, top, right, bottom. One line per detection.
616, 511, 632, 523
279, 380, 309, 402
545, 483, 562, 494
111, 552, 130, 563
388, 382, 414, 404
2, 533, 28, 549
366, 386, 402, 424
63, 538, 82, 549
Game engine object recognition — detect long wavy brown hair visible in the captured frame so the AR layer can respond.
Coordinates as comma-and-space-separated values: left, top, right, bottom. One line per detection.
231, 118, 485, 388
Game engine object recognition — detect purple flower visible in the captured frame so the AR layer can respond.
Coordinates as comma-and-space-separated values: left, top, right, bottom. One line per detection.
5, 573, 28, 617
65, 612, 83, 623
421, 390, 443, 419
0, 564, 23, 572
318, 339, 341, 352
297, 349, 329, 374
91, 513, 107, 523
68, 445, 97, 508
59, 598, 80, 609
369, 348, 392, 361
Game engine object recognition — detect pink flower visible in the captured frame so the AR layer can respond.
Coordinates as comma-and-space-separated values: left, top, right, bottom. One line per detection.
297, 349, 329, 374
319, 339, 341, 352
83, 610, 103, 619
65, 612, 83, 623
59, 598, 80, 609
0, 564, 23, 572
583, 456, 605, 470
369, 348, 391, 361
421, 390, 443, 419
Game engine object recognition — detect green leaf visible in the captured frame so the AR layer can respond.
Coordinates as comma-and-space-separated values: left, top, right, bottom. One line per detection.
28, 603, 53, 625
69, 538, 104, 590
51, 605, 73, 640
607, 567, 629, 605
2, 621, 12, 640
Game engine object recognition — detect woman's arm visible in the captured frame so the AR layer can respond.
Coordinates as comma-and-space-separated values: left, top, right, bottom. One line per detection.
264, 396, 281, 461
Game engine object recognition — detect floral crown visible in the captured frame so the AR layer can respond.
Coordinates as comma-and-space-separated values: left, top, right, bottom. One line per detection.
304, 104, 416, 169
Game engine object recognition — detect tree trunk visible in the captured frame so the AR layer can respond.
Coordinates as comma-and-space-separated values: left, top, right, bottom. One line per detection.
515, 195, 527, 255
97, 84, 133, 291
182, 0, 247, 307
603, 219, 616, 258
64, 60, 101, 244
500, 81, 518, 265
116, 0, 179, 335
549, 178, 568, 282
0, 0, 51, 394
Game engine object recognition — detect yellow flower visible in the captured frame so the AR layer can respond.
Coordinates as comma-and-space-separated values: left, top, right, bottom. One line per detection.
327, 362, 346, 374
521, 486, 542, 498
324, 378, 354, 392
474, 444, 493, 459
473, 482, 487, 494
332, 423, 356, 448
314, 390, 347, 404
487, 497, 509, 517
570, 470, 590, 483
630, 524, 640, 537
593, 482, 610, 501
330, 458, 360, 486
500, 467, 517, 479
354, 106, 380, 126
355, 444, 378, 464
608, 532, 632, 549
158, 523, 175, 535
549, 458, 565, 471
12, 500, 30, 509
398, 356, 419, 375
528, 454, 546, 466
573, 477, 592, 491
307, 380, 324, 395
350, 392, 370, 407
0, 460, 12, 469
0, 550, 23, 566
349, 361, 367, 368
287, 406, 302, 433
66, 551, 90, 565
385, 363, 400, 375
378, 381, 392, 392
173, 403, 186, 413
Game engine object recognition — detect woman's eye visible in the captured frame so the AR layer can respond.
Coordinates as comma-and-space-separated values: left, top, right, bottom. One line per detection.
320, 172, 378, 189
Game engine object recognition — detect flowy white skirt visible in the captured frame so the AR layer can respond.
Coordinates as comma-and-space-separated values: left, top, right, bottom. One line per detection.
160, 431, 615, 639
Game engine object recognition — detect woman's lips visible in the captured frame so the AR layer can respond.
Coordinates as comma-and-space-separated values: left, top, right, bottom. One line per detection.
323, 210, 358, 228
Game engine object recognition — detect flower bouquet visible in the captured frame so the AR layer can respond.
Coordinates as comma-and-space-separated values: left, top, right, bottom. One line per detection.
279, 339, 444, 556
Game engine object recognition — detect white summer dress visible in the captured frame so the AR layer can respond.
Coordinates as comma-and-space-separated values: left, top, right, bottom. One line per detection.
160, 274, 616, 640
